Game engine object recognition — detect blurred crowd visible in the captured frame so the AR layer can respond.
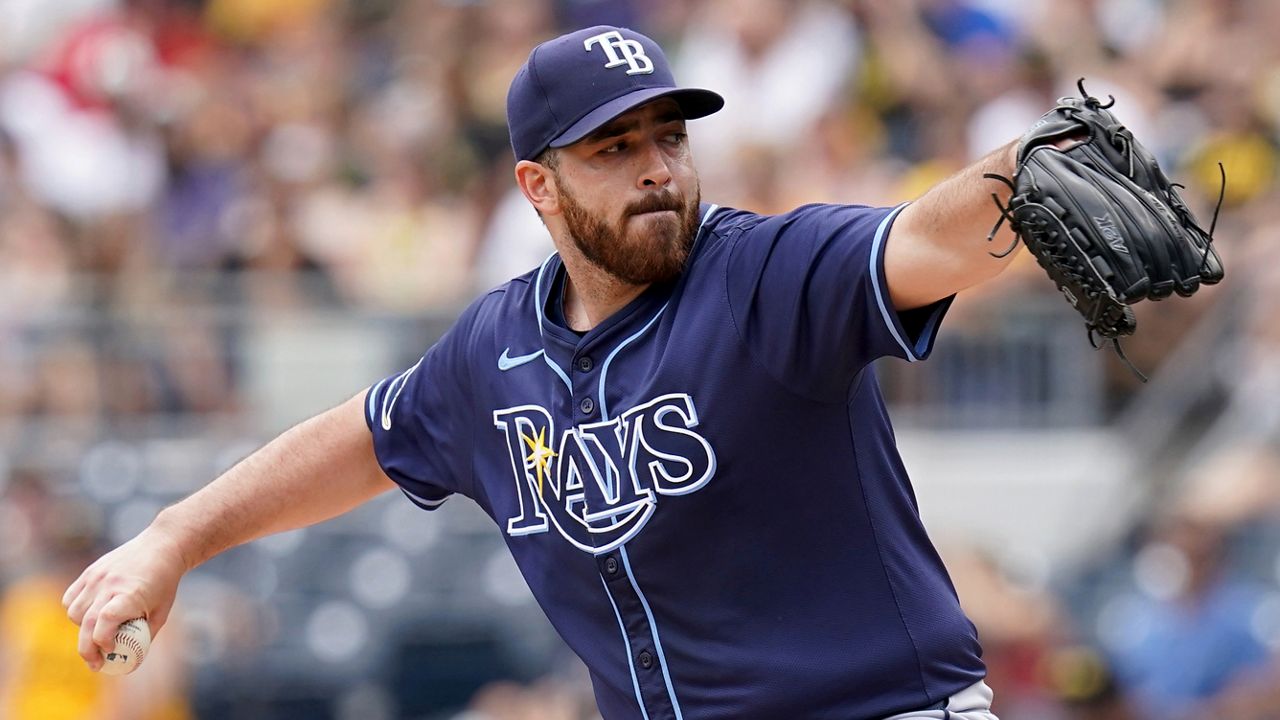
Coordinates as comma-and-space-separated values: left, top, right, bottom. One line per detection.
2, 0, 1280, 718
2, 0, 1275, 433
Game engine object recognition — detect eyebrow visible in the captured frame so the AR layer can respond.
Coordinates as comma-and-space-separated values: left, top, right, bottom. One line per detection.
582, 108, 686, 145
583, 118, 635, 144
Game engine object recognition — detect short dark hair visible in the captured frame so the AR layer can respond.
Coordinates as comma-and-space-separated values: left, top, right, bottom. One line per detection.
535, 148, 560, 172
529, 149, 561, 223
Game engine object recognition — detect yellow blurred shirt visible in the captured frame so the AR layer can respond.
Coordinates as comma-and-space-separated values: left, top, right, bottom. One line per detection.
0, 576, 111, 720
206, 0, 331, 41
0, 576, 192, 720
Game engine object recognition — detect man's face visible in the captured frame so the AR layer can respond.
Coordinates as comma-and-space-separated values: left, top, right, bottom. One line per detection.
549, 99, 702, 285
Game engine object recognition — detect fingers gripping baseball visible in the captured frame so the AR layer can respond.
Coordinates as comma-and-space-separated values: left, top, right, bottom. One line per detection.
62, 528, 185, 671
93, 594, 149, 649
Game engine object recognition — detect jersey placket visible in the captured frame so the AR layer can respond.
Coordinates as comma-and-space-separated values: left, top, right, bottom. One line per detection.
537, 250, 686, 719
597, 546, 681, 720
574, 339, 683, 720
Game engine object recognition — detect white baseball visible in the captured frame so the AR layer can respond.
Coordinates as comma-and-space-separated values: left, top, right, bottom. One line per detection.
100, 618, 151, 676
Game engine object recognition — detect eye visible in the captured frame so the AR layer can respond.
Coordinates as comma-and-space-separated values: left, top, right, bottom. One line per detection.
600, 141, 626, 155
665, 132, 687, 145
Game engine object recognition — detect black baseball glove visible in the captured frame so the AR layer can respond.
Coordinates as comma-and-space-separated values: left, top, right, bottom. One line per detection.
987, 80, 1224, 379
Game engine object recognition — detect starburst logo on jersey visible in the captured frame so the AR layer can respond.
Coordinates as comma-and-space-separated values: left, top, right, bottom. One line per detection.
493, 393, 716, 553
521, 426, 556, 495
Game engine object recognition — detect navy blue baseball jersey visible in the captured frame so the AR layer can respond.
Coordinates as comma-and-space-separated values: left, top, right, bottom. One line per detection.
365, 202, 985, 719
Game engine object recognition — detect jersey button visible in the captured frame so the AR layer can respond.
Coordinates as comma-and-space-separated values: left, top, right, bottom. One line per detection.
604, 556, 619, 575
577, 356, 594, 372
638, 651, 654, 669
580, 397, 595, 415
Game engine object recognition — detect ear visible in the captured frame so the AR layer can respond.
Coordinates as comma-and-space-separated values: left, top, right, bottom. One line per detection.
515, 160, 561, 216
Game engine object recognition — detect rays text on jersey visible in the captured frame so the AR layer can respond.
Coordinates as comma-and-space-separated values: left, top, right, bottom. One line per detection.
493, 393, 716, 553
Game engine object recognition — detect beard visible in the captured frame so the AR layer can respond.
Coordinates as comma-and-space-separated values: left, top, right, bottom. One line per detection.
556, 177, 701, 286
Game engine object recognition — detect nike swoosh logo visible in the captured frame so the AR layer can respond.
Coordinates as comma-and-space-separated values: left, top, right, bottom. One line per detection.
498, 348, 544, 371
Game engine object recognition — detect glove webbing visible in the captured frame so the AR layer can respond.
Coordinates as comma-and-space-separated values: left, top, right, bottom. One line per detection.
981, 163, 1226, 384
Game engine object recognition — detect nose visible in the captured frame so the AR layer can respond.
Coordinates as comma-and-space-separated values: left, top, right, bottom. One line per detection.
636, 140, 672, 190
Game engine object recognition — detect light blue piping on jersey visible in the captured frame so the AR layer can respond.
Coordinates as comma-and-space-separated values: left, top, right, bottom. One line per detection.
400, 487, 448, 509
543, 352, 572, 391
366, 378, 388, 426
596, 302, 670, 420
868, 203, 919, 361
367, 376, 450, 510
596, 203, 721, 422
620, 546, 684, 720
595, 203, 719, 496
596, 300, 667, 499
532, 253, 574, 391
534, 204, 721, 398
533, 251, 556, 333
601, 576, 651, 720
697, 202, 721, 231
590, 205, 720, 720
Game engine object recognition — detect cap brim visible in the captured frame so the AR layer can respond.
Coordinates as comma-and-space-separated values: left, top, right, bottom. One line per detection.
548, 87, 724, 150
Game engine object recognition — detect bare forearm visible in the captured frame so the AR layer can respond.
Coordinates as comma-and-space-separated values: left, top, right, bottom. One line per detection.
886, 141, 1021, 310
63, 390, 395, 669
902, 141, 1020, 262
153, 390, 394, 571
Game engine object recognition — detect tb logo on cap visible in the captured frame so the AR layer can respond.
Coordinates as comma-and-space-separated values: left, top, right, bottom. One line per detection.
583, 30, 654, 76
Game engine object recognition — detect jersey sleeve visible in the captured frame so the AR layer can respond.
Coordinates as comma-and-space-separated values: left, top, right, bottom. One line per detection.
364, 303, 484, 511
726, 203, 953, 399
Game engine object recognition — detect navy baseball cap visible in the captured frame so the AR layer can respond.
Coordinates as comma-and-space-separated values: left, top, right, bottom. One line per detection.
507, 26, 724, 162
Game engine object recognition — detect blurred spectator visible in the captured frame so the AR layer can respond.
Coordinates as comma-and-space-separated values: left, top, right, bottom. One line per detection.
1044, 644, 1136, 720
943, 545, 1067, 719
474, 186, 555, 292
0, 468, 193, 720
674, 0, 861, 195
1101, 511, 1272, 719
0, 9, 167, 220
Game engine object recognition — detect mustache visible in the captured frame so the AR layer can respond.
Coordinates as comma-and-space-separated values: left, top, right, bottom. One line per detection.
625, 192, 684, 217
